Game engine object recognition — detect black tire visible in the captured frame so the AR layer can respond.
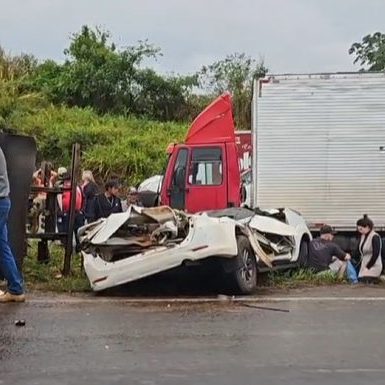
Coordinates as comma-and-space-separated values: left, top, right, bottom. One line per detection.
297, 238, 309, 268
231, 235, 257, 294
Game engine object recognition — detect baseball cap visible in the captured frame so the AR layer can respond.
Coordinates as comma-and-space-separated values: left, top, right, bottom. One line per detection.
320, 225, 337, 235
58, 166, 68, 176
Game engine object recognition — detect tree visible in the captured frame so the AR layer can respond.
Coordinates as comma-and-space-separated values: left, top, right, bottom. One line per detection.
30, 26, 161, 114
349, 32, 385, 71
30, 25, 199, 121
198, 53, 267, 129
133, 69, 198, 121
60, 26, 160, 114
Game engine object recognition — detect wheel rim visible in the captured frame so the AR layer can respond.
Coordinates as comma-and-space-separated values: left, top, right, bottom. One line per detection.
240, 249, 254, 283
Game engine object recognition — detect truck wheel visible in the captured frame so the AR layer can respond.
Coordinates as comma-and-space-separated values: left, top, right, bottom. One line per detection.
231, 235, 257, 294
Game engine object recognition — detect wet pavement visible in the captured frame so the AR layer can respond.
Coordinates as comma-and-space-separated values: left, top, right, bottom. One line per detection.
1, 287, 385, 385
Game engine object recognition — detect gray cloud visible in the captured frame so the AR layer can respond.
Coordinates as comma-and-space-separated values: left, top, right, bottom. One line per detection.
1, 0, 384, 75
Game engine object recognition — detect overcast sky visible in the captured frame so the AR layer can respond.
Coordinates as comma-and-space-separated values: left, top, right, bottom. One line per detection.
1, 0, 384, 75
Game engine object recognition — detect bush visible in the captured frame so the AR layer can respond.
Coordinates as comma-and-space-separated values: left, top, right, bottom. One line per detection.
7, 104, 187, 185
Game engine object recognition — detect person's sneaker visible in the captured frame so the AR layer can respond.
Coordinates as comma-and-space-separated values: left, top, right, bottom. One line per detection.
0, 292, 26, 303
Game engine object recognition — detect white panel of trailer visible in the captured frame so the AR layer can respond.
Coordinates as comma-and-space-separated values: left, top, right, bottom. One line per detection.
256, 73, 385, 229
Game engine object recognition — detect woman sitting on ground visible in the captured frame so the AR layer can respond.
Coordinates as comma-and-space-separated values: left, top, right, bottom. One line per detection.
354, 214, 383, 283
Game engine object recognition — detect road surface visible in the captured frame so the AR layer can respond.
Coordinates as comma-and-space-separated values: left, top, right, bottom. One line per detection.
1, 286, 385, 385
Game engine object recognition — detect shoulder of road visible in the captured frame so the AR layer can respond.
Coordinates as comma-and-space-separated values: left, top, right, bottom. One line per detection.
25, 285, 385, 305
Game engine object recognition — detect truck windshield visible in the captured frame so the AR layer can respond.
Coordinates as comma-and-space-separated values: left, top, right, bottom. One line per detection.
188, 148, 222, 186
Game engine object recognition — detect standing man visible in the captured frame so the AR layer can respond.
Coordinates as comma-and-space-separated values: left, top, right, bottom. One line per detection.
90, 180, 122, 222
0, 147, 25, 303
307, 225, 351, 279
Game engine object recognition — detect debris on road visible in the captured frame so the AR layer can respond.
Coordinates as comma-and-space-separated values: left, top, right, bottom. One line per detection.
14, 319, 26, 327
238, 302, 290, 313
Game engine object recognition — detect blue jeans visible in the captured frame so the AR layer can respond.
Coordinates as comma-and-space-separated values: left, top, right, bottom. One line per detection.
0, 197, 24, 295
57, 212, 85, 250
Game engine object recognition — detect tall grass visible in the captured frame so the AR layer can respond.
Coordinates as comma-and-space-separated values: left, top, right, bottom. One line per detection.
6, 104, 187, 185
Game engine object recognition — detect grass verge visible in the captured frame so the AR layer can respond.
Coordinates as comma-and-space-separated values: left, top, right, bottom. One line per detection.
265, 268, 341, 289
23, 241, 90, 293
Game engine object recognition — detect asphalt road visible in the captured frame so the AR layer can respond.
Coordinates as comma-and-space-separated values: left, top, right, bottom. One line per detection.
1, 288, 385, 385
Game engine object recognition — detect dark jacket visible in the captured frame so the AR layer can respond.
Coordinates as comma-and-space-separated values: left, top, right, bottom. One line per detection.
82, 182, 99, 220
307, 237, 346, 272
90, 193, 122, 222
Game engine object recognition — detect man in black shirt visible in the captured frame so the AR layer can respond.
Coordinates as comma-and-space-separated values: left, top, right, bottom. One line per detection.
307, 225, 351, 278
90, 180, 122, 222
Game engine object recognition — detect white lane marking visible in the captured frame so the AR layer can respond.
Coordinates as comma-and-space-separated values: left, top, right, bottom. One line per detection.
306, 368, 385, 373
26, 296, 385, 304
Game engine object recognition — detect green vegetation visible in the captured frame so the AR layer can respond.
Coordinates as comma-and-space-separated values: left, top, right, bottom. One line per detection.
349, 32, 385, 71
24, 242, 90, 292
7, 104, 186, 185
25, 26, 200, 121
266, 269, 340, 289
2, 25, 263, 184
199, 53, 267, 129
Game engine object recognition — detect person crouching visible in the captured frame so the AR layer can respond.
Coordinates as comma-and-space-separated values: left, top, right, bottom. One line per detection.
307, 225, 351, 279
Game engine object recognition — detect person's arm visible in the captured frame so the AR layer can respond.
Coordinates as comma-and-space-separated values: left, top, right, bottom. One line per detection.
33, 169, 41, 179
91, 183, 99, 196
333, 243, 350, 261
117, 198, 123, 213
49, 171, 58, 187
352, 241, 360, 262
366, 235, 381, 269
57, 194, 63, 214
89, 196, 98, 222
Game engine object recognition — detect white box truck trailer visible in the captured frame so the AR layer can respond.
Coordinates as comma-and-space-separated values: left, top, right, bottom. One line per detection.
252, 72, 385, 236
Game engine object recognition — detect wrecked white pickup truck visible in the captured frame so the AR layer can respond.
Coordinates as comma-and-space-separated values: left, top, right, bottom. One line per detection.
78, 206, 311, 294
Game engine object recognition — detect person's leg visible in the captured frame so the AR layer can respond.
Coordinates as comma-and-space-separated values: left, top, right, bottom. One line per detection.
329, 259, 347, 280
0, 198, 24, 296
358, 276, 380, 284
74, 213, 85, 252
58, 214, 69, 246
57, 215, 64, 234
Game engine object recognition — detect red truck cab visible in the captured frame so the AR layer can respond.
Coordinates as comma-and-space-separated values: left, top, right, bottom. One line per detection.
160, 93, 245, 213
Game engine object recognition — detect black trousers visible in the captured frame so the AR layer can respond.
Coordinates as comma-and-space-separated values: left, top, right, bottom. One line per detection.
57, 212, 85, 250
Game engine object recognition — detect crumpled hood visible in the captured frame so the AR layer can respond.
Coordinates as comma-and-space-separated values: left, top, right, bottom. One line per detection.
79, 205, 179, 245
248, 215, 297, 236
